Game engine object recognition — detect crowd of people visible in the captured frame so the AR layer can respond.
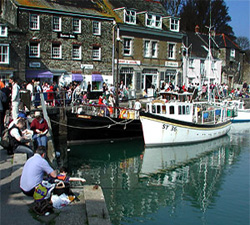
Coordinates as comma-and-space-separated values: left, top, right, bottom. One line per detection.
1, 77, 250, 142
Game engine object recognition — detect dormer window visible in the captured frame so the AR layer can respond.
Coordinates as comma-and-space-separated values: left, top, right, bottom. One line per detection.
170, 18, 179, 32
124, 9, 136, 24
0, 25, 8, 37
146, 14, 162, 29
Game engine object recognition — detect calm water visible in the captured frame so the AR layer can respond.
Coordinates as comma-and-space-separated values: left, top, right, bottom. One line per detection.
68, 123, 250, 225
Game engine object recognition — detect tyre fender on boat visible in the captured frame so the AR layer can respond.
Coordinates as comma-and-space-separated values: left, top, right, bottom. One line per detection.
119, 109, 130, 119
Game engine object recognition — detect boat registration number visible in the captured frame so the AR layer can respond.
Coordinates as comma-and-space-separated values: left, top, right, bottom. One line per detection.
162, 124, 177, 132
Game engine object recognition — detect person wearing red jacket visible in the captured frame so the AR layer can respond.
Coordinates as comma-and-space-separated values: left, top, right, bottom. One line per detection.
30, 111, 48, 148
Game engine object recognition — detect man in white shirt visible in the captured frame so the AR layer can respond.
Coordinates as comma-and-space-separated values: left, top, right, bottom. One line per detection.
26, 80, 35, 106
20, 146, 57, 197
9, 77, 20, 120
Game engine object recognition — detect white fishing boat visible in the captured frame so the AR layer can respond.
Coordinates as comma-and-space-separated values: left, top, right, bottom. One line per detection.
222, 99, 250, 123
140, 91, 232, 146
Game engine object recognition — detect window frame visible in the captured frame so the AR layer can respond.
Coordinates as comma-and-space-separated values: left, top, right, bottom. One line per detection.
29, 14, 40, 30
53, 16, 62, 32
144, 40, 158, 58
170, 18, 179, 32
123, 38, 133, 56
92, 46, 101, 61
51, 43, 62, 59
72, 45, 82, 60
146, 14, 162, 29
124, 9, 136, 24
0, 25, 8, 37
73, 18, 81, 34
168, 43, 176, 59
29, 42, 40, 58
230, 49, 235, 58
0, 44, 9, 64
92, 21, 101, 35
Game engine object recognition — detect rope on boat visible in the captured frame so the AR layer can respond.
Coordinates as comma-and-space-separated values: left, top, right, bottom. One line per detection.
50, 117, 135, 130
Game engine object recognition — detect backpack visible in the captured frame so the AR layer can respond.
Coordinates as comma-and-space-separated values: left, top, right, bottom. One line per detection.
0, 128, 12, 154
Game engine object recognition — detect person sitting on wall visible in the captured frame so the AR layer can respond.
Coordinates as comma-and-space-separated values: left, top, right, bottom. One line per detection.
30, 111, 48, 148
8, 118, 34, 158
20, 146, 57, 197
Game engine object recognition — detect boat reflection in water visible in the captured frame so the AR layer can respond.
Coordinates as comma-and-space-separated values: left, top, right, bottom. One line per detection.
69, 133, 248, 225
140, 135, 230, 180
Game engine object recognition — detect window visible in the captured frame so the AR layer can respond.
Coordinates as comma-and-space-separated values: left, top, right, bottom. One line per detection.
72, 45, 81, 60
53, 16, 61, 32
92, 46, 101, 60
29, 42, 40, 58
52, 43, 62, 59
230, 49, 235, 58
152, 41, 157, 58
124, 10, 136, 24
73, 19, 81, 33
146, 14, 162, 29
144, 41, 150, 57
92, 21, 101, 35
144, 40, 158, 58
0, 25, 8, 37
170, 18, 179, 32
123, 38, 132, 56
189, 59, 194, 68
30, 14, 40, 30
168, 43, 176, 59
170, 106, 175, 114
0, 44, 9, 64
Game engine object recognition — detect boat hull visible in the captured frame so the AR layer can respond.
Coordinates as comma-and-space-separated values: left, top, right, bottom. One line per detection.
67, 112, 143, 145
140, 112, 231, 146
231, 109, 250, 123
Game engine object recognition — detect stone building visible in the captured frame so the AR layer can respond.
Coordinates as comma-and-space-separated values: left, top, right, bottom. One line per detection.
0, 17, 26, 83
1, 0, 115, 92
109, 0, 184, 97
215, 33, 243, 88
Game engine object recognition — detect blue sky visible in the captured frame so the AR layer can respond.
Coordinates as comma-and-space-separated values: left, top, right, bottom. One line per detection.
225, 0, 250, 39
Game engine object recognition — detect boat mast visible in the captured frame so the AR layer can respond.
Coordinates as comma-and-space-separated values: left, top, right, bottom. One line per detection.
206, 0, 213, 102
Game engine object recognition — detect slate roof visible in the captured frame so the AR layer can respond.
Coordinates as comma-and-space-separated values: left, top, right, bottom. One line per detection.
109, 0, 168, 16
184, 31, 241, 59
214, 34, 240, 50
12, 0, 112, 18
0, 17, 23, 33
184, 31, 212, 58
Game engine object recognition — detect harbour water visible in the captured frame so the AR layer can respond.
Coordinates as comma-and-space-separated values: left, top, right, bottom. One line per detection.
68, 123, 250, 225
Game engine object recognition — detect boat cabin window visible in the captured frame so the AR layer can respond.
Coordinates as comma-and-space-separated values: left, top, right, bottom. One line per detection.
169, 106, 175, 114
178, 105, 190, 115
152, 105, 156, 113
156, 105, 161, 114
162, 105, 166, 114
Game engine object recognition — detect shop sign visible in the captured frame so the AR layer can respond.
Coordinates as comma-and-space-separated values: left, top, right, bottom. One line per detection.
29, 62, 41, 68
165, 61, 178, 67
81, 64, 93, 70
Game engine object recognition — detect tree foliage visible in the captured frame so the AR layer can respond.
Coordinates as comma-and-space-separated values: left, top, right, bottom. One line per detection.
161, 0, 184, 16
179, 0, 234, 37
236, 36, 250, 51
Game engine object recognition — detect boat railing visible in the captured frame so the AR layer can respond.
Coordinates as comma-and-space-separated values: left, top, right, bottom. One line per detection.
71, 104, 139, 120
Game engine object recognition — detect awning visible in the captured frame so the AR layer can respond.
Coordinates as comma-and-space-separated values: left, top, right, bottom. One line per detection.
92, 74, 103, 82
26, 70, 53, 79
72, 73, 83, 81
